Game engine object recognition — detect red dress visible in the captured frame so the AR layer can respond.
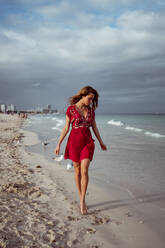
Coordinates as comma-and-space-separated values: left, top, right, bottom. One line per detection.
64, 105, 95, 163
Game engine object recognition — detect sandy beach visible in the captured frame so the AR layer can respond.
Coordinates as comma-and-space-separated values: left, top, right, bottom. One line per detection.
0, 113, 164, 248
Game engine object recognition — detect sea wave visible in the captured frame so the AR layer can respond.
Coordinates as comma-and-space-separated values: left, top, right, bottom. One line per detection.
125, 126, 143, 132
51, 118, 64, 132
107, 119, 165, 138
144, 131, 165, 138
52, 126, 62, 132
107, 120, 124, 127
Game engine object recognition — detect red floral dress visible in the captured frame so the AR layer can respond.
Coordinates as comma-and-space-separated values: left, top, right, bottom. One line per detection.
64, 105, 95, 163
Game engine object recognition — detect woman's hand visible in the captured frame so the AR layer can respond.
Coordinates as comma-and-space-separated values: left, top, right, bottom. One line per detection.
100, 142, 107, 151
54, 115, 70, 156
54, 144, 60, 155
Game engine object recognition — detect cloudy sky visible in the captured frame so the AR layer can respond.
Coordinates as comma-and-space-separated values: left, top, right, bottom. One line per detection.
0, 0, 165, 113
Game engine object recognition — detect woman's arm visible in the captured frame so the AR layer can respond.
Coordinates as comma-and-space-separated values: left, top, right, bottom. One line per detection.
92, 119, 107, 150
55, 115, 70, 155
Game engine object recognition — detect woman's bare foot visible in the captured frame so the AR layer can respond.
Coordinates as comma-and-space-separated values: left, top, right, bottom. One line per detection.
80, 200, 88, 215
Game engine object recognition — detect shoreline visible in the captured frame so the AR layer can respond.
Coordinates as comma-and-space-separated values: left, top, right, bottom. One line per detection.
0, 113, 164, 248
0, 114, 112, 248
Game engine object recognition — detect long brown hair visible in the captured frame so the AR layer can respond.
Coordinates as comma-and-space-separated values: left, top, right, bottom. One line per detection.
69, 86, 99, 109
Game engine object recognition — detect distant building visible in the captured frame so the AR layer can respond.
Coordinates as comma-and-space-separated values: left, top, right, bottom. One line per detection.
6, 104, 16, 112
35, 107, 43, 112
0, 104, 7, 113
0, 104, 16, 113
47, 104, 51, 112
51, 109, 58, 113
43, 109, 49, 114
25, 105, 58, 114
10, 104, 16, 112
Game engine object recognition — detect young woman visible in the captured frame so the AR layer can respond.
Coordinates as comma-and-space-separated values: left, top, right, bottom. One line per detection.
55, 86, 107, 214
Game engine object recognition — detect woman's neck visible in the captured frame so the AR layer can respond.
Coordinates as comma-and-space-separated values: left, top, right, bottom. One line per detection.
76, 100, 86, 109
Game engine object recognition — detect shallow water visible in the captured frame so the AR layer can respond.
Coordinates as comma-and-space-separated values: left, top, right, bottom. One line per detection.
25, 113, 165, 205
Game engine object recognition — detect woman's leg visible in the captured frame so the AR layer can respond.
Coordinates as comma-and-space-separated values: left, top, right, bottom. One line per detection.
73, 162, 81, 198
80, 158, 90, 214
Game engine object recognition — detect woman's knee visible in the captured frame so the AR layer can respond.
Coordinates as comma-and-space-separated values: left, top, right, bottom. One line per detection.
82, 169, 88, 177
81, 159, 90, 177
73, 162, 81, 176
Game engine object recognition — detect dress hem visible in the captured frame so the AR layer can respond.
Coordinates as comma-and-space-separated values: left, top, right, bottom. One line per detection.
64, 157, 93, 163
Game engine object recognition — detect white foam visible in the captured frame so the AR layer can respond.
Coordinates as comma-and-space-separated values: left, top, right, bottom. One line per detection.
52, 126, 62, 132
125, 126, 143, 132
107, 120, 124, 127
107, 119, 165, 139
144, 131, 165, 138
52, 118, 64, 132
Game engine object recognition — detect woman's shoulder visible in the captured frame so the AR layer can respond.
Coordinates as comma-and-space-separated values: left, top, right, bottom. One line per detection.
66, 105, 76, 116
66, 105, 75, 111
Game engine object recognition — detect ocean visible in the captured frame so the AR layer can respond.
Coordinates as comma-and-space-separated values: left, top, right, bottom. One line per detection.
24, 113, 165, 207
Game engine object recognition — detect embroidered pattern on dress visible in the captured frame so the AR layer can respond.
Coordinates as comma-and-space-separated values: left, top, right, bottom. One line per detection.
68, 105, 94, 128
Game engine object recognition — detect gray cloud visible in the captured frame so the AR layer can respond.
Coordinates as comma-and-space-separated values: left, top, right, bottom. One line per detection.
0, 1, 165, 113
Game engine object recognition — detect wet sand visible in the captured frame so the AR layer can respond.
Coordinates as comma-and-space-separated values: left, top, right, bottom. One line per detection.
0, 113, 164, 248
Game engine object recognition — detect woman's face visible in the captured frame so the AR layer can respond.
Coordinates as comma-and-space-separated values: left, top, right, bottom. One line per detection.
82, 93, 95, 106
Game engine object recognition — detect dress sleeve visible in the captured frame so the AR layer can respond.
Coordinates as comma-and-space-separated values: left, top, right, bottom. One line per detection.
66, 106, 72, 120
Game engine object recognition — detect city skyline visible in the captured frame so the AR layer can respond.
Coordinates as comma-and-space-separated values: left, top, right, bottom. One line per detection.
0, 103, 59, 113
